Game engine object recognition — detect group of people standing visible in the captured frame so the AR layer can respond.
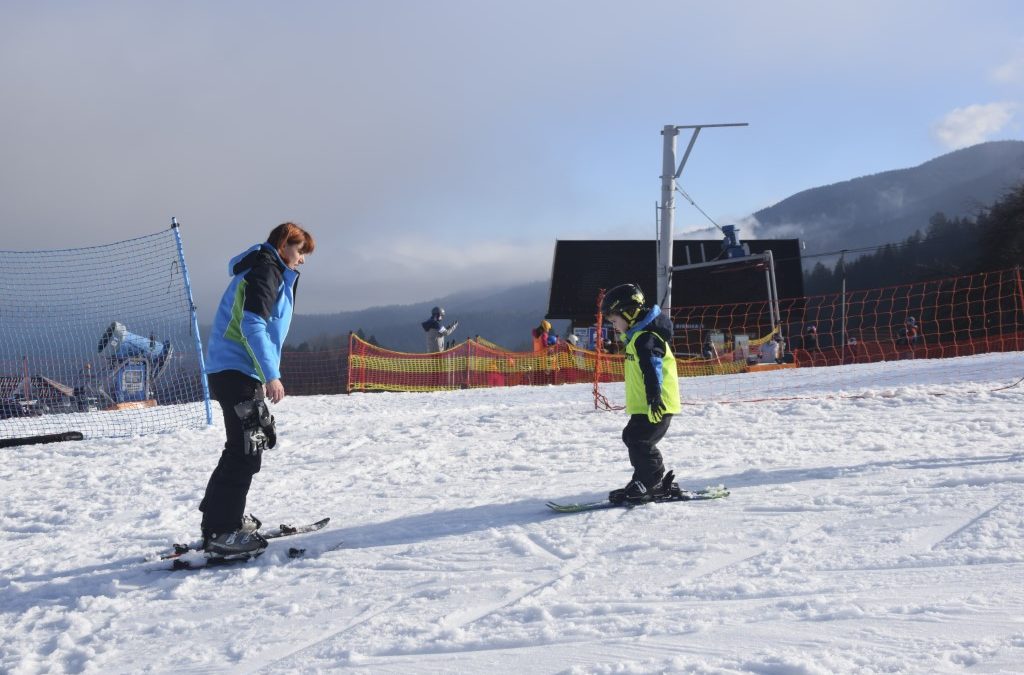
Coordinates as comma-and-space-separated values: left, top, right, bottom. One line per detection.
197, 222, 683, 558
420, 313, 578, 354
804, 315, 920, 354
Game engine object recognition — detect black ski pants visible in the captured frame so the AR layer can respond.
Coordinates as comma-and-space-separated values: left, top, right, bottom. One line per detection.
622, 413, 673, 487
199, 371, 264, 536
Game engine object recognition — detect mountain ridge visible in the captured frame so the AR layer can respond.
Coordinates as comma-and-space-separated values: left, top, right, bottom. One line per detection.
751, 140, 1024, 253
281, 280, 564, 353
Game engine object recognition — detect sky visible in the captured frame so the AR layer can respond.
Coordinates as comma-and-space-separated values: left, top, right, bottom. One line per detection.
2, 1, 1024, 318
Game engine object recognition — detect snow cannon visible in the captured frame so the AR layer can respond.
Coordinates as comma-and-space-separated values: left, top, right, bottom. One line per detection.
97, 321, 174, 404
98, 321, 173, 377
721, 224, 750, 259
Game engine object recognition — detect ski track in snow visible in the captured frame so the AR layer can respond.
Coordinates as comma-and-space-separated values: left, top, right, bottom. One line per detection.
1, 353, 1023, 673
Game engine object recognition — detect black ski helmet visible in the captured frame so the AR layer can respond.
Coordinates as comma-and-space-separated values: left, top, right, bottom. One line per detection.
601, 283, 646, 324
431, 306, 445, 318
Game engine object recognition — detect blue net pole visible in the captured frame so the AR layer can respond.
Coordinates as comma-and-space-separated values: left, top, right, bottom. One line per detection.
171, 218, 213, 426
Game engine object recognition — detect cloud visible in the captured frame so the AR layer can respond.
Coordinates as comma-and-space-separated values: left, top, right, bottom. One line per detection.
738, 215, 806, 241
933, 103, 1017, 149
281, 236, 557, 315
992, 47, 1024, 84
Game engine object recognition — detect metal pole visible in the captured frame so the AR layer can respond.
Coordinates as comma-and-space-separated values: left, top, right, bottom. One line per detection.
658, 122, 748, 318
840, 250, 847, 366
766, 250, 781, 328
658, 125, 677, 314
755, 250, 782, 341
171, 218, 214, 425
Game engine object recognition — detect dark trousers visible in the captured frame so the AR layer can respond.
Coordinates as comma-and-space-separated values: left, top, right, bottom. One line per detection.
622, 413, 672, 487
199, 371, 264, 536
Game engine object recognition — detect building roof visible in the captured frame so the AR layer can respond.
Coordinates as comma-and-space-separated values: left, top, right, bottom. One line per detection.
0, 375, 75, 399
547, 238, 804, 323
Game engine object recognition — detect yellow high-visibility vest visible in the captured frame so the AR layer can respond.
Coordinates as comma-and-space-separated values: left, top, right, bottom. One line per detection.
624, 329, 681, 415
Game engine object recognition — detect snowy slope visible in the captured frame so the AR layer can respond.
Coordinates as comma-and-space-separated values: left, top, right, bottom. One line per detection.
2, 353, 1024, 674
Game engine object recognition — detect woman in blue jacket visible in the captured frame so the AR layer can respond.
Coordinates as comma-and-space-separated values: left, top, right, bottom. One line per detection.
199, 222, 315, 558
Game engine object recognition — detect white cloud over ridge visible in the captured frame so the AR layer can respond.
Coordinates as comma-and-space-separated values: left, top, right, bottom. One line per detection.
992, 46, 1024, 84
933, 103, 1017, 149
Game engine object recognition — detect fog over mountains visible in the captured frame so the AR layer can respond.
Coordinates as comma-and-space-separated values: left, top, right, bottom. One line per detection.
284, 140, 1024, 351
748, 140, 1024, 254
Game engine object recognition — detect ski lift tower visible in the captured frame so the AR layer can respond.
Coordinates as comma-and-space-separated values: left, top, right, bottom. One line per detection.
657, 122, 748, 316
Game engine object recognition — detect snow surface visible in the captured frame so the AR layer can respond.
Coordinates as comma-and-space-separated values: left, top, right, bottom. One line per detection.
2, 353, 1024, 674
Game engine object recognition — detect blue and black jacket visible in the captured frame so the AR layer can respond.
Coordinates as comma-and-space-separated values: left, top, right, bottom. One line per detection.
205, 243, 299, 382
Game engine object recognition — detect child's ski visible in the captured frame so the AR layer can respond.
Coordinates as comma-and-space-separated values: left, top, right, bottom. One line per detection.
546, 486, 729, 513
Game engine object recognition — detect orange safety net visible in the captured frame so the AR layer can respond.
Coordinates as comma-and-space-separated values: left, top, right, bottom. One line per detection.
668, 265, 1024, 403
280, 348, 350, 395
347, 334, 622, 393
669, 266, 1024, 366
280, 267, 1023, 400
592, 289, 623, 410
787, 267, 1024, 367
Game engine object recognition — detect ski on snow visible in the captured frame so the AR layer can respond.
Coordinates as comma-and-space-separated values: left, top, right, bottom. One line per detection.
154, 517, 331, 570
546, 485, 729, 513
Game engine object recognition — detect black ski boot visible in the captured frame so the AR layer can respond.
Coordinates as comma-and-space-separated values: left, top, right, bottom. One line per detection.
203, 529, 268, 559
609, 470, 676, 504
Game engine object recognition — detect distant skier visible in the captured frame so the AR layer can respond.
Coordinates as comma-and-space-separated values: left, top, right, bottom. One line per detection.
531, 320, 556, 351
199, 222, 315, 559
896, 316, 919, 346
702, 337, 718, 360
804, 324, 819, 351
600, 283, 682, 504
422, 307, 458, 353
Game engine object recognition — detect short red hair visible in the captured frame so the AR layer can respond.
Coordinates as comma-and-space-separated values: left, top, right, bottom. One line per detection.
267, 222, 315, 256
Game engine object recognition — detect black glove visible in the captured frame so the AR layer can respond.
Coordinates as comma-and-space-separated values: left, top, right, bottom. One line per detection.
234, 397, 277, 456
647, 400, 666, 424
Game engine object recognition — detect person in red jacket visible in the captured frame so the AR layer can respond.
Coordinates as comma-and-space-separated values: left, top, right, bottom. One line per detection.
531, 320, 553, 351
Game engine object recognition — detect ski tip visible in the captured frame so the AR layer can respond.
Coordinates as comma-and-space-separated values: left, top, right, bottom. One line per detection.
697, 484, 730, 498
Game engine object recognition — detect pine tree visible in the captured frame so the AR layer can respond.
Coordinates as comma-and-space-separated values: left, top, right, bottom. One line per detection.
976, 183, 1024, 271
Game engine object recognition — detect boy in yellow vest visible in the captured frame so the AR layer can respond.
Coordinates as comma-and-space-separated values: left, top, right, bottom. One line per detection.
601, 283, 682, 504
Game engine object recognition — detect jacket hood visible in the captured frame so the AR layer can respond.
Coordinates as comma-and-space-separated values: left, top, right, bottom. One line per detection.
625, 305, 660, 338
625, 305, 672, 342
229, 242, 286, 277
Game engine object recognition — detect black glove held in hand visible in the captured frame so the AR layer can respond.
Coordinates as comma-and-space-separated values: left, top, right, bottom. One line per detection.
647, 400, 666, 424
234, 398, 277, 456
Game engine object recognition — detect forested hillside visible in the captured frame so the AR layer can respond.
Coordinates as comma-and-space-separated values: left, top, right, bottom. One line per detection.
804, 182, 1024, 295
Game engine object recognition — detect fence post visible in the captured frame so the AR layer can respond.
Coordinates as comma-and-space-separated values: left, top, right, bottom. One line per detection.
1016, 266, 1024, 322
346, 331, 355, 392
171, 219, 213, 425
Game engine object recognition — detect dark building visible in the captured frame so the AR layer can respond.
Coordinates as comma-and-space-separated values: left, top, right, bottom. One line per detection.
547, 238, 805, 327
